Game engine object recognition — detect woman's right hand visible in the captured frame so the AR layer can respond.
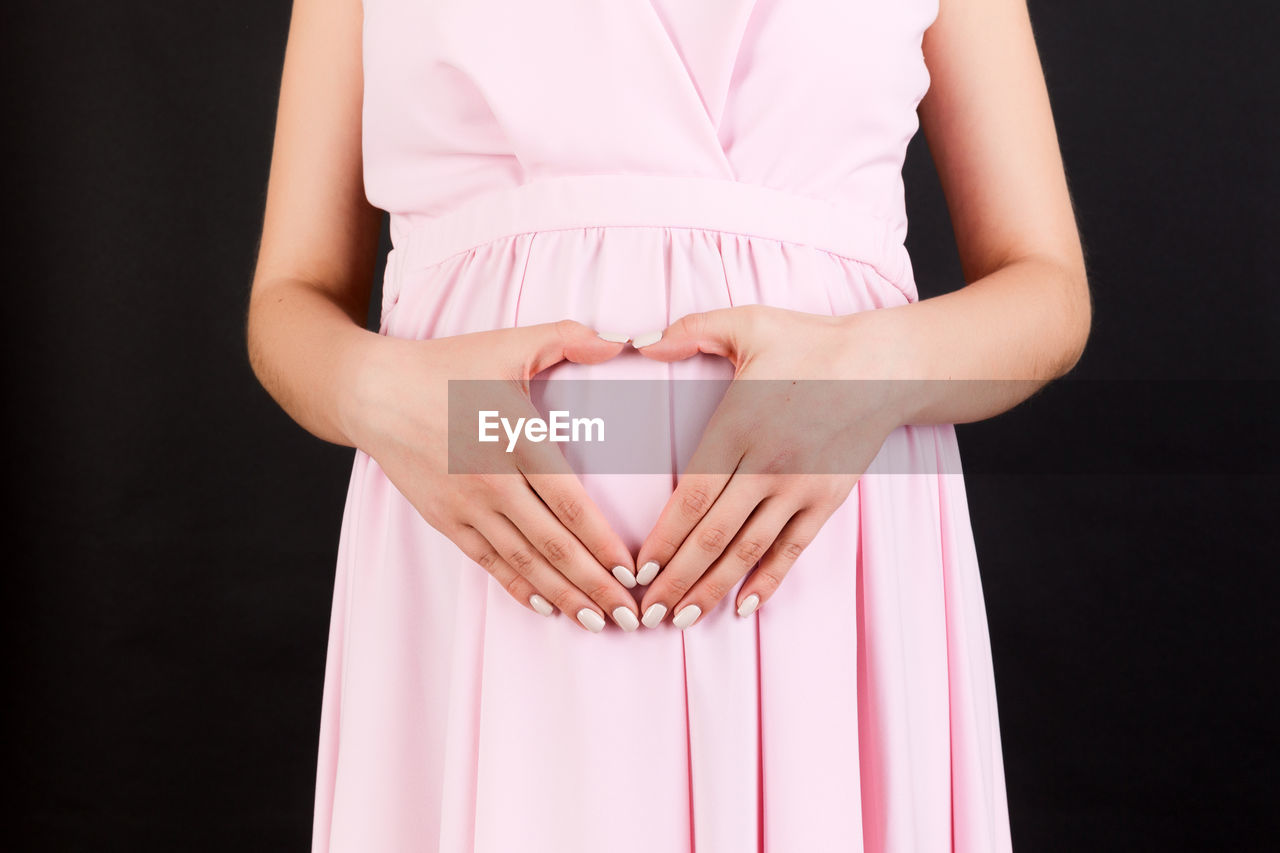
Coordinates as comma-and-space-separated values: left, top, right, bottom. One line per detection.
342, 319, 641, 633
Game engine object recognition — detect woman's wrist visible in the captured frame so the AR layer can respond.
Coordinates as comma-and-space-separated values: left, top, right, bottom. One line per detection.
834, 306, 928, 429
335, 329, 412, 452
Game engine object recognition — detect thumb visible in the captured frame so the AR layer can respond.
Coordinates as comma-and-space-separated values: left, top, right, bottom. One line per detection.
515, 319, 629, 378
631, 309, 743, 363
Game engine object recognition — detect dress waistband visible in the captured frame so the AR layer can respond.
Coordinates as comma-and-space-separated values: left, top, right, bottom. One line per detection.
392, 173, 911, 294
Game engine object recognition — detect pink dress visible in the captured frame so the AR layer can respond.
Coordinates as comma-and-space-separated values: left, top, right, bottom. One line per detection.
313, 1, 1013, 850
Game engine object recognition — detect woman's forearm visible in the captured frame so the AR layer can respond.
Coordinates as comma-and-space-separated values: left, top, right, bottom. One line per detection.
852, 254, 1092, 427
245, 277, 385, 448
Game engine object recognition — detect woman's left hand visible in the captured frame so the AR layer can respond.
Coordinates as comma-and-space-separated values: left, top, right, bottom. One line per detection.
630, 304, 912, 629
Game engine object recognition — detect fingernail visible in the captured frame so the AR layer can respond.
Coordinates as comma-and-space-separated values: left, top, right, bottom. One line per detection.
641, 603, 667, 628
635, 561, 660, 585
736, 594, 760, 617
611, 565, 637, 589
597, 331, 630, 343
612, 606, 640, 632
631, 330, 663, 348
529, 594, 555, 617
672, 604, 702, 630
577, 608, 606, 633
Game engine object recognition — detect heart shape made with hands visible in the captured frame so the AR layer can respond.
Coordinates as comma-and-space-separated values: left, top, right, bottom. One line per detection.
519, 304, 898, 630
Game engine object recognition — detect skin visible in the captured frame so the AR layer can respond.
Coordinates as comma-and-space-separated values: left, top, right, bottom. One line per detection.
246, 0, 1090, 631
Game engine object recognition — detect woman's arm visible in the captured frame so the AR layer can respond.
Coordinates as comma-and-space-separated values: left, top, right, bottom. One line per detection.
866, 0, 1093, 424
628, 0, 1092, 627
245, 0, 383, 447
244, 0, 641, 632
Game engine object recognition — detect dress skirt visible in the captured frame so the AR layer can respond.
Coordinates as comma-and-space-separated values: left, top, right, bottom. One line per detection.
310, 174, 1013, 852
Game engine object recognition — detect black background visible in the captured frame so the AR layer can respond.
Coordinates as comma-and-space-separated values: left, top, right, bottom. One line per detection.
5, 1, 1277, 850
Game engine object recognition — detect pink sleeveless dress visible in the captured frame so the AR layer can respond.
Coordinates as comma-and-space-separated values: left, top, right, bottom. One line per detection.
313, 1, 1013, 850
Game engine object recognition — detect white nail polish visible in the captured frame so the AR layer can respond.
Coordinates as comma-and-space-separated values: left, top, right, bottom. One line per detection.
631, 330, 663, 348
577, 608, 606, 633
612, 565, 637, 589
529, 594, 554, 617
613, 606, 640, 632
641, 603, 667, 628
597, 331, 630, 343
737, 594, 760, 617
635, 561, 660, 585
672, 604, 702, 630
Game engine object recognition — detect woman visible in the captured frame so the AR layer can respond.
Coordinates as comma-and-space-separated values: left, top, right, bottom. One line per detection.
246, 0, 1090, 849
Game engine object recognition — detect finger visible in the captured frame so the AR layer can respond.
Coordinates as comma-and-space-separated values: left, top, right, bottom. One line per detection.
510, 431, 638, 588
631, 307, 757, 363
500, 479, 640, 631
448, 522, 554, 617
634, 472, 728, 587
634, 410, 747, 587
639, 475, 767, 628
671, 496, 797, 627
735, 505, 832, 617
512, 319, 631, 378
474, 512, 626, 633
524, 469, 639, 587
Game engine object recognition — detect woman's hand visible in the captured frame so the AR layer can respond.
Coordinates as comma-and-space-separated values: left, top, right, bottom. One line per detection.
345, 320, 643, 633
629, 306, 911, 629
